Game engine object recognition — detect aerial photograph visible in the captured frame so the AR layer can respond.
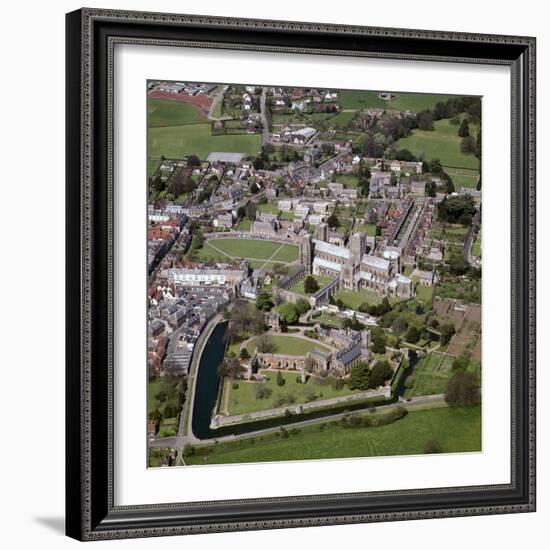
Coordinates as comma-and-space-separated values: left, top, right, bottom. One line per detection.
146, 81, 482, 468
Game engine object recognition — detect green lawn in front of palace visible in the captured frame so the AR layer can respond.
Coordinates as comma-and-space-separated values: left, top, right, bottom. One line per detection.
270, 244, 300, 263
290, 275, 333, 296
185, 405, 481, 464
205, 238, 298, 262
224, 370, 362, 416
243, 334, 330, 357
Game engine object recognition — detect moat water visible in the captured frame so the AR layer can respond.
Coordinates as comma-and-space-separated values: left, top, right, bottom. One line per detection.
191, 322, 418, 441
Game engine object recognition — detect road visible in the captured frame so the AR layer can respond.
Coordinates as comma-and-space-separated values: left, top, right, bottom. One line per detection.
206, 85, 232, 121
464, 209, 481, 266
259, 87, 270, 147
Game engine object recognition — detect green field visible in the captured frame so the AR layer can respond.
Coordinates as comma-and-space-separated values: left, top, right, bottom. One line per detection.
334, 288, 401, 310
290, 275, 333, 296
313, 313, 344, 328
148, 98, 205, 127
244, 335, 330, 357
415, 284, 434, 303
148, 158, 161, 177
338, 90, 457, 112
148, 123, 261, 161
404, 353, 454, 398
444, 167, 480, 189
271, 244, 300, 263
205, 238, 298, 262
330, 111, 356, 126
257, 202, 281, 215
224, 370, 361, 416
471, 234, 482, 257
394, 118, 480, 170
186, 405, 481, 464
404, 353, 481, 399
353, 223, 378, 236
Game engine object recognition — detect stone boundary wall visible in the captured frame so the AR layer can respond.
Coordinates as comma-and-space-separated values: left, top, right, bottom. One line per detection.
211, 385, 391, 428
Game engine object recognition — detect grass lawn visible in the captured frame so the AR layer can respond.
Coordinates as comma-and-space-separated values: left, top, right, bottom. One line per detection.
235, 218, 251, 231
313, 313, 344, 328
353, 223, 378, 236
280, 211, 295, 221
471, 234, 481, 257
206, 238, 297, 261
415, 284, 434, 303
338, 90, 457, 112
271, 244, 299, 263
444, 167, 480, 189
435, 279, 481, 304
404, 353, 455, 398
290, 275, 333, 296
157, 417, 179, 437
148, 158, 161, 177
244, 335, 330, 357
186, 405, 481, 464
225, 370, 361, 416
148, 98, 205, 127
336, 174, 359, 187
394, 118, 480, 170
330, 111, 356, 126
192, 243, 236, 264
257, 202, 281, 215
148, 123, 261, 161
334, 288, 401, 309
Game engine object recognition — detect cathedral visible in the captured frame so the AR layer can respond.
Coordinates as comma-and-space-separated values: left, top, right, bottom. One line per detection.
299, 232, 413, 299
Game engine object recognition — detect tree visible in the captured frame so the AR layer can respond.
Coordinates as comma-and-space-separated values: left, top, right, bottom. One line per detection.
254, 385, 273, 400
256, 291, 274, 312
276, 371, 285, 387
461, 135, 477, 155
458, 119, 470, 137
368, 360, 393, 389
348, 361, 371, 390
417, 110, 434, 131
326, 213, 340, 229
256, 334, 276, 354
445, 371, 480, 407
437, 195, 476, 224
217, 357, 245, 379
424, 439, 443, 454
405, 326, 421, 344
239, 348, 251, 360
277, 302, 299, 324
295, 298, 310, 315
440, 323, 456, 346
452, 353, 470, 371
392, 317, 407, 335
304, 276, 320, 294
253, 156, 265, 170
371, 329, 387, 354
237, 206, 246, 219
245, 202, 257, 221
191, 229, 204, 250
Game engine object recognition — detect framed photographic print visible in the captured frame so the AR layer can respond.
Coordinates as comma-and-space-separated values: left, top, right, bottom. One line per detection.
66, 8, 536, 541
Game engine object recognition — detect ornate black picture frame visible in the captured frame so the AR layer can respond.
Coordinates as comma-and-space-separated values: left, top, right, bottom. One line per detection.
66, 8, 536, 541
